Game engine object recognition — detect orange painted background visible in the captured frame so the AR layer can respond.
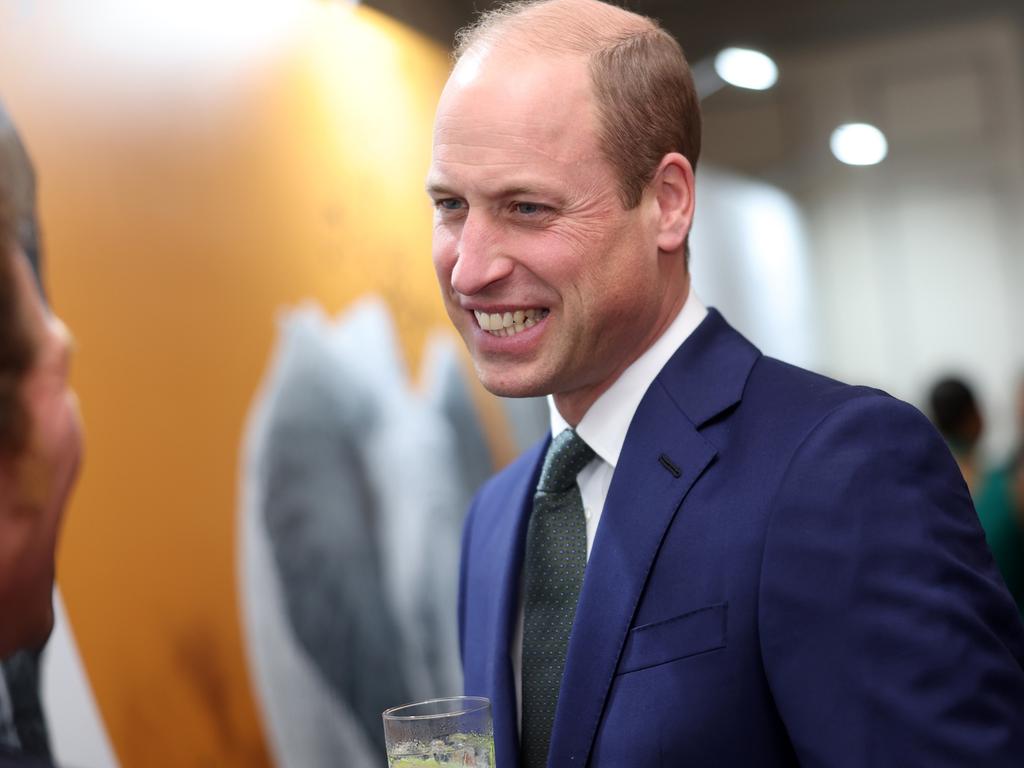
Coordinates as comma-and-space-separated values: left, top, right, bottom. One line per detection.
0, 2, 469, 764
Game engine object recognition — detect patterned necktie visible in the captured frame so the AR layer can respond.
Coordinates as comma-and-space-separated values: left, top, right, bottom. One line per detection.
521, 428, 595, 768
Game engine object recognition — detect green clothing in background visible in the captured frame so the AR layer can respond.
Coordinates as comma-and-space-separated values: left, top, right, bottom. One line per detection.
976, 464, 1024, 616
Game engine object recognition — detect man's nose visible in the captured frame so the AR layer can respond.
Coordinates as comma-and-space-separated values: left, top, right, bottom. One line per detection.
450, 210, 514, 296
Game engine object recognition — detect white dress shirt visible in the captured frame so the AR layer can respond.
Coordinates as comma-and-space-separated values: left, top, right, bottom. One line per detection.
511, 287, 709, 726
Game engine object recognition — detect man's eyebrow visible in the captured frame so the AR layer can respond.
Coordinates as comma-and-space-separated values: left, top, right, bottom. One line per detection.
496, 185, 540, 198
425, 180, 456, 197
425, 180, 561, 201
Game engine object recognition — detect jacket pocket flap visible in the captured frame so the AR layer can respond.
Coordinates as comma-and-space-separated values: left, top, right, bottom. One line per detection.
618, 602, 727, 674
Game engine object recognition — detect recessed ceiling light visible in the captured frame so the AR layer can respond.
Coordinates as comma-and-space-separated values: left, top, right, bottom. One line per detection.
713, 47, 778, 91
830, 123, 888, 166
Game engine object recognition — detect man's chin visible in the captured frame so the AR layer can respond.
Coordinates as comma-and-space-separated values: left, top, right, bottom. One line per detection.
474, 366, 551, 400
29, 594, 56, 651
2, 599, 55, 659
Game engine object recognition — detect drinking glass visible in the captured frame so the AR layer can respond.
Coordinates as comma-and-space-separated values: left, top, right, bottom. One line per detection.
382, 696, 495, 767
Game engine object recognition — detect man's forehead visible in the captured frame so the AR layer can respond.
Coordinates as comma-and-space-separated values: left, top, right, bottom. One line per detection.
429, 115, 601, 191
433, 114, 572, 157
441, 45, 592, 118
434, 59, 598, 155
451, 38, 585, 84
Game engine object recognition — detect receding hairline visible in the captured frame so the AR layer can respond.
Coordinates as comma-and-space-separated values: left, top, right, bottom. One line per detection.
454, 0, 659, 62
450, 0, 701, 218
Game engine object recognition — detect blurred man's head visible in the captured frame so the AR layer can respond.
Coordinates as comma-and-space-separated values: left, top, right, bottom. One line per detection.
929, 376, 983, 452
429, 0, 700, 424
0, 102, 42, 283
0, 185, 82, 660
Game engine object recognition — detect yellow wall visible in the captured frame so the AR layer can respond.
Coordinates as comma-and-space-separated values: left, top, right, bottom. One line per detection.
0, 2, 455, 764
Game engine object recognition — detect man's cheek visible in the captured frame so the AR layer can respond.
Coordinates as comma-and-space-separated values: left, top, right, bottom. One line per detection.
432, 227, 460, 271
13, 450, 53, 511
16, 399, 77, 508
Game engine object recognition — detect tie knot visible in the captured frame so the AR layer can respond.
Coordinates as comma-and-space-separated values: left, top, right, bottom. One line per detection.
537, 429, 595, 493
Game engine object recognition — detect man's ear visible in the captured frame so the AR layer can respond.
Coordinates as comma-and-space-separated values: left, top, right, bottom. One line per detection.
652, 152, 695, 253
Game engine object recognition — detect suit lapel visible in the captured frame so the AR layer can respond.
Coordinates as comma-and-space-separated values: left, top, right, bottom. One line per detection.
547, 385, 715, 766
476, 437, 548, 768
547, 309, 761, 766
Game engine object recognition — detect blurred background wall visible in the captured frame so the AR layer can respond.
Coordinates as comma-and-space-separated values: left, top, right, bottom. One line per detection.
1, 0, 1022, 766
0, 1, 462, 765
697, 11, 1024, 461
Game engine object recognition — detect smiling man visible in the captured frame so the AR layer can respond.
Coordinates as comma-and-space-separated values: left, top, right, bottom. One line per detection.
429, 9, 695, 423
429, 1, 1024, 767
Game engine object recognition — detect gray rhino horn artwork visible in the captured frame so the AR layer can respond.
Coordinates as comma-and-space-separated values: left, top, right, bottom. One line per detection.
239, 297, 546, 768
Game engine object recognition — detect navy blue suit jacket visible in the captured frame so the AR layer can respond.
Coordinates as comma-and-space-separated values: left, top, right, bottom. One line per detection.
0, 748, 55, 768
458, 309, 1024, 767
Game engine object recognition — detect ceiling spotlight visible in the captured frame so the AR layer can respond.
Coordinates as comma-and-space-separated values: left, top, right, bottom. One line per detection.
830, 123, 888, 166
713, 47, 778, 91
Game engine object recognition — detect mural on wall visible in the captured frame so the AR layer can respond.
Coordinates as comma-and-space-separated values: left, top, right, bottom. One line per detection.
0, 2, 527, 765
0, 3, 553, 763
239, 298, 500, 767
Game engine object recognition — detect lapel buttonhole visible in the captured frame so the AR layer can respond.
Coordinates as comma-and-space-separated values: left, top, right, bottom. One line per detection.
658, 454, 682, 478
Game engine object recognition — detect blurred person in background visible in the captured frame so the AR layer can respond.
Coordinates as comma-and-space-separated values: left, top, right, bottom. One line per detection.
0, 102, 50, 765
928, 375, 984, 494
976, 374, 1024, 616
0, 105, 82, 767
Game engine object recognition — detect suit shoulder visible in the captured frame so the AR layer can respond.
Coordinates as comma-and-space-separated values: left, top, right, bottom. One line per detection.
752, 355, 882, 401
747, 355, 921, 425
718, 356, 947, 472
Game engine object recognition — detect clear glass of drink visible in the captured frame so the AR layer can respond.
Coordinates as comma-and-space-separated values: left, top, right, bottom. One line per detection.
382, 696, 495, 767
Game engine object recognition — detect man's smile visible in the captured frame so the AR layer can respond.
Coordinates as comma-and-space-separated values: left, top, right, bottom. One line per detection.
473, 307, 550, 337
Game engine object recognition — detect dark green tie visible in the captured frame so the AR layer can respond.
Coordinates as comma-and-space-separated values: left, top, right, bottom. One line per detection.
521, 428, 595, 768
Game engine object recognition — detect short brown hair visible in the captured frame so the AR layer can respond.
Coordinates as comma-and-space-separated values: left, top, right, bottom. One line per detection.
453, 0, 702, 210
0, 196, 34, 457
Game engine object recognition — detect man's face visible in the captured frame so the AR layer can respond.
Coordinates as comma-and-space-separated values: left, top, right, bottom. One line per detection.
0, 246, 82, 653
428, 49, 679, 420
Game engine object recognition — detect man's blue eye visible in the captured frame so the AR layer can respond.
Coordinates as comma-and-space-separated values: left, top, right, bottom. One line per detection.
515, 202, 544, 215
438, 199, 464, 211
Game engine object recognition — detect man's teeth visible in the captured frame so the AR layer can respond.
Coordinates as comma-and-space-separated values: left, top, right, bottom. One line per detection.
473, 308, 549, 336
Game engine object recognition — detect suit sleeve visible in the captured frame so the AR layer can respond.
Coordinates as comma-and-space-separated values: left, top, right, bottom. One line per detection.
458, 492, 479, 675
759, 393, 1024, 767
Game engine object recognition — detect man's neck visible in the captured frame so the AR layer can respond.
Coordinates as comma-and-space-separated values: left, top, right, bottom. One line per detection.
553, 275, 690, 426
547, 284, 708, 470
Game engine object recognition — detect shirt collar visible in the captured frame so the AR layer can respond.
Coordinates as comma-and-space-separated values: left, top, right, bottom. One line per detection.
549, 287, 708, 468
